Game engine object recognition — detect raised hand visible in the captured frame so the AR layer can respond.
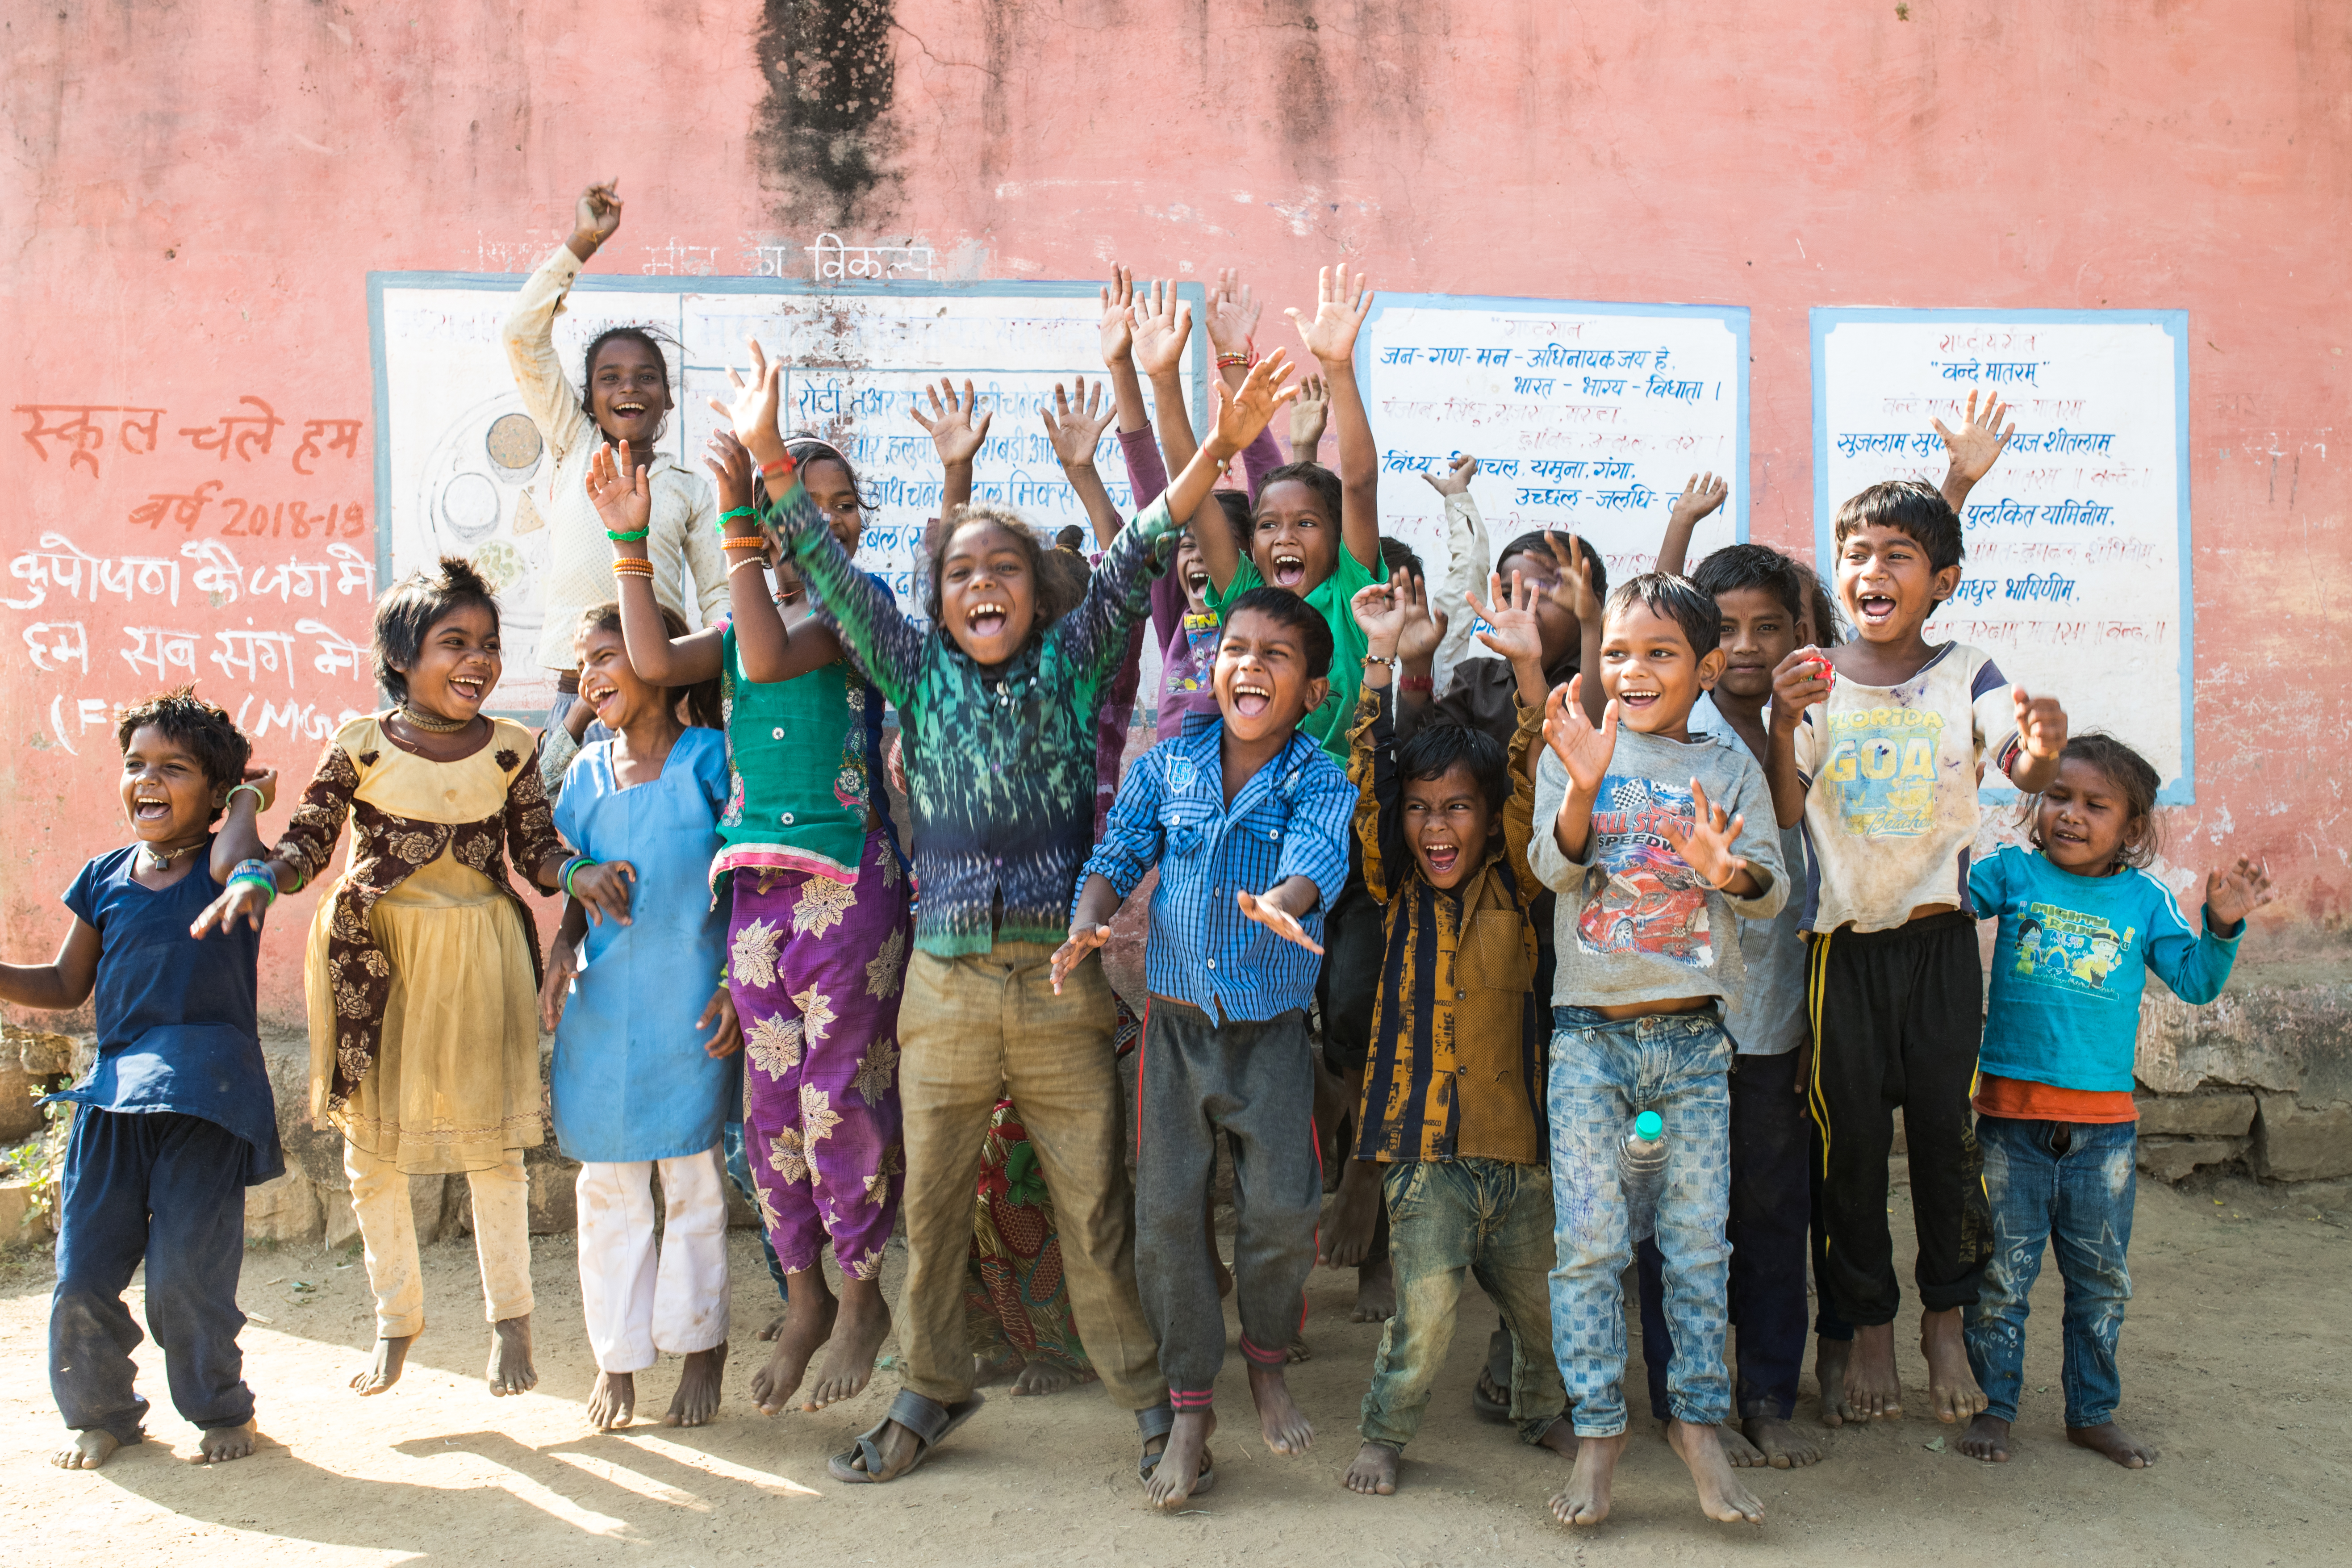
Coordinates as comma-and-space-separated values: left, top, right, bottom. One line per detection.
1932, 389, 2016, 487
1541, 531, 1604, 627
1237, 888, 1324, 955
1207, 266, 1265, 358
1350, 579, 1410, 656
1288, 372, 1331, 459
705, 337, 785, 461
1131, 277, 1193, 381
2205, 855, 2274, 931
234, 765, 279, 813
2013, 686, 2068, 764
571, 861, 636, 927
1208, 348, 1299, 455
1669, 472, 1728, 535
189, 878, 272, 941
588, 441, 654, 543
1467, 570, 1542, 665
698, 986, 744, 1058
1099, 264, 1136, 365
1050, 922, 1112, 995
1544, 677, 1619, 795
909, 378, 992, 468
1659, 778, 1752, 891
702, 428, 756, 517
1040, 376, 1115, 470
1284, 250, 1374, 366
572, 180, 623, 252
1395, 570, 1448, 667
1422, 453, 1478, 497
539, 938, 578, 1033
1770, 645, 1834, 727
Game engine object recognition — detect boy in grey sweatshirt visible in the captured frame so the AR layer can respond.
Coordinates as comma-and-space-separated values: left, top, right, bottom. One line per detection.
1527, 574, 1785, 1531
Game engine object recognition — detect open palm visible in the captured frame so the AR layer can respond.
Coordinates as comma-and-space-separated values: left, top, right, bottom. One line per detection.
1286, 250, 1373, 364
1544, 677, 1619, 794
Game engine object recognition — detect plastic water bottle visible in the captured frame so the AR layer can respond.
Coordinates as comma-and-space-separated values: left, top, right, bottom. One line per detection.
1619, 1110, 1667, 1242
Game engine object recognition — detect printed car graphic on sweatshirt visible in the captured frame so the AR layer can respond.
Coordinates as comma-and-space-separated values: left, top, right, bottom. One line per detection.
1575, 775, 1713, 969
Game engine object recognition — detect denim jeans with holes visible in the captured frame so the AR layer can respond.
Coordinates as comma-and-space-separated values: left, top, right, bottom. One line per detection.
1547, 1006, 1733, 1437
1963, 1114, 2137, 1428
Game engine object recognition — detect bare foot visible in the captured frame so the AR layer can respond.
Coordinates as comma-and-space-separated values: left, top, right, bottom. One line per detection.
1920, 1308, 1987, 1423
1320, 1160, 1381, 1270
351, 1333, 418, 1396
1011, 1359, 1078, 1396
1286, 1332, 1312, 1363
1814, 1335, 1855, 1427
1667, 1417, 1765, 1522
1844, 1323, 1904, 1420
1248, 1361, 1315, 1455
488, 1316, 538, 1397
197, 1421, 257, 1463
1147, 1408, 1216, 1508
587, 1371, 636, 1430
1959, 1411, 2010, 1462
1743, 1413, 1823, 1468
1343, 1440, 1400, 1495
1549, 1430, 1623, 1526
1689, 1418, 1768, 1467
52, 1430, 119, 1470
752, 1277, 836, 1414
2068, 1421, 2157, 1468
802, 1279, 890, 1409
841, 1417, 922, 1480
756, 1312, 788, 1342
973, 1346, 1026, 1387
665, 1344, 727, 1427
1537, 1416, 1579, 1460
1351, 1258, 1396, 1323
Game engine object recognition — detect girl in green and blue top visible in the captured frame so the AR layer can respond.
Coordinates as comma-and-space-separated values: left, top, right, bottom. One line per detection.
587, 427, 912, 1426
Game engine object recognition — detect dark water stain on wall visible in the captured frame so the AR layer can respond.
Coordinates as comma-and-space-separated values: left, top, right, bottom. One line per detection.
754, 0, 900, 225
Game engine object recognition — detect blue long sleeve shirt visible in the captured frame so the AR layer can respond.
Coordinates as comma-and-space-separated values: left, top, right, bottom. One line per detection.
1079, 712, 1356, 1021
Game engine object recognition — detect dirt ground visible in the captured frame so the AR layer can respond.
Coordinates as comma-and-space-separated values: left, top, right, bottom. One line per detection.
0, 1169, 2344, 1568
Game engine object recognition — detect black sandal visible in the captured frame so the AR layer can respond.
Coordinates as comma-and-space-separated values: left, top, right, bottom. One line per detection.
1135, 1403, 1216, 1498
827, 1389, 985, 1484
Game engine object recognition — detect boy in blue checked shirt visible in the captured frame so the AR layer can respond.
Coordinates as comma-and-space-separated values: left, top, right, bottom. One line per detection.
1055, 587, 1358, 1511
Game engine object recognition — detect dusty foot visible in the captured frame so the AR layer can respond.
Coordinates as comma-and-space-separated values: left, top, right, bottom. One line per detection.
1668, 1417, 1765, 1522
1743, 1413, 1824, 1468
841, 1417, 922, 1481
1815, 1335, 1854, 1426
1920, 1308, 1988, 1422
1537, 1416, 1579, 1460
1011, 1359, 1078, 1396
1844, 1322, 1904, 1420
1320, 1160, 1382, 1270
1147, 1408, 1217, 1508
351, 1333, 418, 1396
587, 1371, 636, 1430
1344, 1440, 1400, 1495
1248, 1360, 1315, 1455
972, 1346, 1027, 1387
1549, 1431, 1624, 1526
664, 1344, 727, 1427
802, 1282, 890, 1409
1700, 1419, 1769, 1467
1960, 1412, 2011, 1462
752, 1276, 837, 1414
197, 1420, 257, 1463
756, 1312, 788, 1342
2068, 1421, 2158, 1468
1286, 1332, 1313, 1363
488, 1315, 538, 1397
52, 1430, 119, 1470
1352, 1257, 1396, 1323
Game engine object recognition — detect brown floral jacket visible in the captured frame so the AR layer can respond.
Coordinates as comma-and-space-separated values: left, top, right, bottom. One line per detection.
277, 720, 564, 1112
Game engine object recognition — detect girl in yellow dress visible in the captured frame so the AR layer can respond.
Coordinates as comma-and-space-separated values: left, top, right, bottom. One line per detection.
202, 557, 630, 1396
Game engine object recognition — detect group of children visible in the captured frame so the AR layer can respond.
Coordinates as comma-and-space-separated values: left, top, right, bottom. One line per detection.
8, 182, 2275, 1530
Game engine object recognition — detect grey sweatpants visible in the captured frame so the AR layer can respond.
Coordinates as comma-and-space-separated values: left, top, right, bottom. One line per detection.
1134, 998, 1322, 1408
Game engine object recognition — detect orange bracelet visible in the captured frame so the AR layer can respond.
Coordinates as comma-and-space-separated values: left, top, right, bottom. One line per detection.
720, 535, 768, 550
611, 557, 656, 578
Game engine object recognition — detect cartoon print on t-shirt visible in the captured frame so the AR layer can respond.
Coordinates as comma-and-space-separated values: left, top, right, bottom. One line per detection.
1575, 776, 1712, 968
2006, 900, 2135, 995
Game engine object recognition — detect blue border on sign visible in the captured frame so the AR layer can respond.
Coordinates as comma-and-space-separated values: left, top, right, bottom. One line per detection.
365, 272, 1210, 711
1808, 306, 2194, 805
1351, 291, 1752, 544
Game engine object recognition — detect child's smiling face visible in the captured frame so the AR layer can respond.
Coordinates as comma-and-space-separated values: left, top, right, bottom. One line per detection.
802, 457, 865, 553
1174, 532, 1214, 615
938, 518, 1038, 667
587, 337, 671, 450
1598, 603, 1723, 736
1251, 478, 1338, 596
1212, 606, 1328, 744
2036, 755, 2139, 875
1402, 763, 1497, 891
402, 603, 501, 720
119, 726, 218, 847
1712, 585, 1801, 702
574, 624, 661, 732
1836, 523, 1959, 646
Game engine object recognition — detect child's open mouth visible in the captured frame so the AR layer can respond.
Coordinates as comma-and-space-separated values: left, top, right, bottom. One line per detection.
1230, 678, 1273, 718
1421, 840, 1461, 877
1856, 594, 1897, 625
1617, 688, 1660, 711
612, 401, 649, 420
1185, 565, 1212, 597
133, 795, 171, 823
582, 677, 619, 715
965, 600, 1008, 639
1271, 552, 1306, 590
449, 675, 487, 705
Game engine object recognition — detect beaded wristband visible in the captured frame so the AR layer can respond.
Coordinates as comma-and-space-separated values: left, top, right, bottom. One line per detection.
720, 535, 768, 550
611, 557, 656, 577
1360, 654, 1394, 668
605, 527, 650, 543
728, 555, 768, 577
561, 856, 597, 898
227, 858, 279, 904
1216, 352, 1250, 369
224, 782, 266, 813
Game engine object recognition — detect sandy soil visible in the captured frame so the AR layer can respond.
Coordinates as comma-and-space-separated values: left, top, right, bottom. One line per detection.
0, 1168, 2344, 1568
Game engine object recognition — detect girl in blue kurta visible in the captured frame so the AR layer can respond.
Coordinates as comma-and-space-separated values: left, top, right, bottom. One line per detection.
542, 605, 740, 1431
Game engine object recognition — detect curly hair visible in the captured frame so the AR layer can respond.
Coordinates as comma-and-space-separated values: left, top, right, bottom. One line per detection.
115, 685, 251, 819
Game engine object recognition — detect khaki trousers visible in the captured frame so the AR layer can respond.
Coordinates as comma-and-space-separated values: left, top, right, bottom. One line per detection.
896, 941, 1165, 1411
345, 1140, 533, 1339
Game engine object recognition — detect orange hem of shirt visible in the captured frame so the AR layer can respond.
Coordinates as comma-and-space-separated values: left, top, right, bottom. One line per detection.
1973, 1073, 2139, 1125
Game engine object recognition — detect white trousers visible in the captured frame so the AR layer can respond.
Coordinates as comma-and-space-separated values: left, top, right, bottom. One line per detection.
345, 1141, 534, 1339
575, 1146, 732, 1373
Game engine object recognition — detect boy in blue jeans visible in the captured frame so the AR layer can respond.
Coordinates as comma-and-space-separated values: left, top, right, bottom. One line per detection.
1529, 575, 1786, 1527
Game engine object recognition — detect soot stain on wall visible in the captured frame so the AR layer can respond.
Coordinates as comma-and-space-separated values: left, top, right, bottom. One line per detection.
754, 0, 901, 225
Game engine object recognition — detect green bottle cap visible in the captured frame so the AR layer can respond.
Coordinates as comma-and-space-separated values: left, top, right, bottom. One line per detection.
1634, 1111, 1664, 1141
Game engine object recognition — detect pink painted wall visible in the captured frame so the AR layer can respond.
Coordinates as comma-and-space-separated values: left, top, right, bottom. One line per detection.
4, 1, 2344, 1030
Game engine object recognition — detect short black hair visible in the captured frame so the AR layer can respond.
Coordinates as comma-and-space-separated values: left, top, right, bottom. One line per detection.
1396, 721, 1510, 819
1223, 585, 1334, 681
1498, 529, 1609, 603
1055, 525, 1086, 551
786, 435, 869, 514
1254, 461, 1341, 529
2020, 731, 2163, 870
1603, 572, 1720, 658
1210, 490, 1253, 554
576, 602, 722, 731
922, 505, 1078, 637
375, 556, 500, 702
580, 326, 677, 443
1378, 535, 1423, 583
1690, 542, 1846, 644
1834, 479, 1965, 577
116, 686, 251, 818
